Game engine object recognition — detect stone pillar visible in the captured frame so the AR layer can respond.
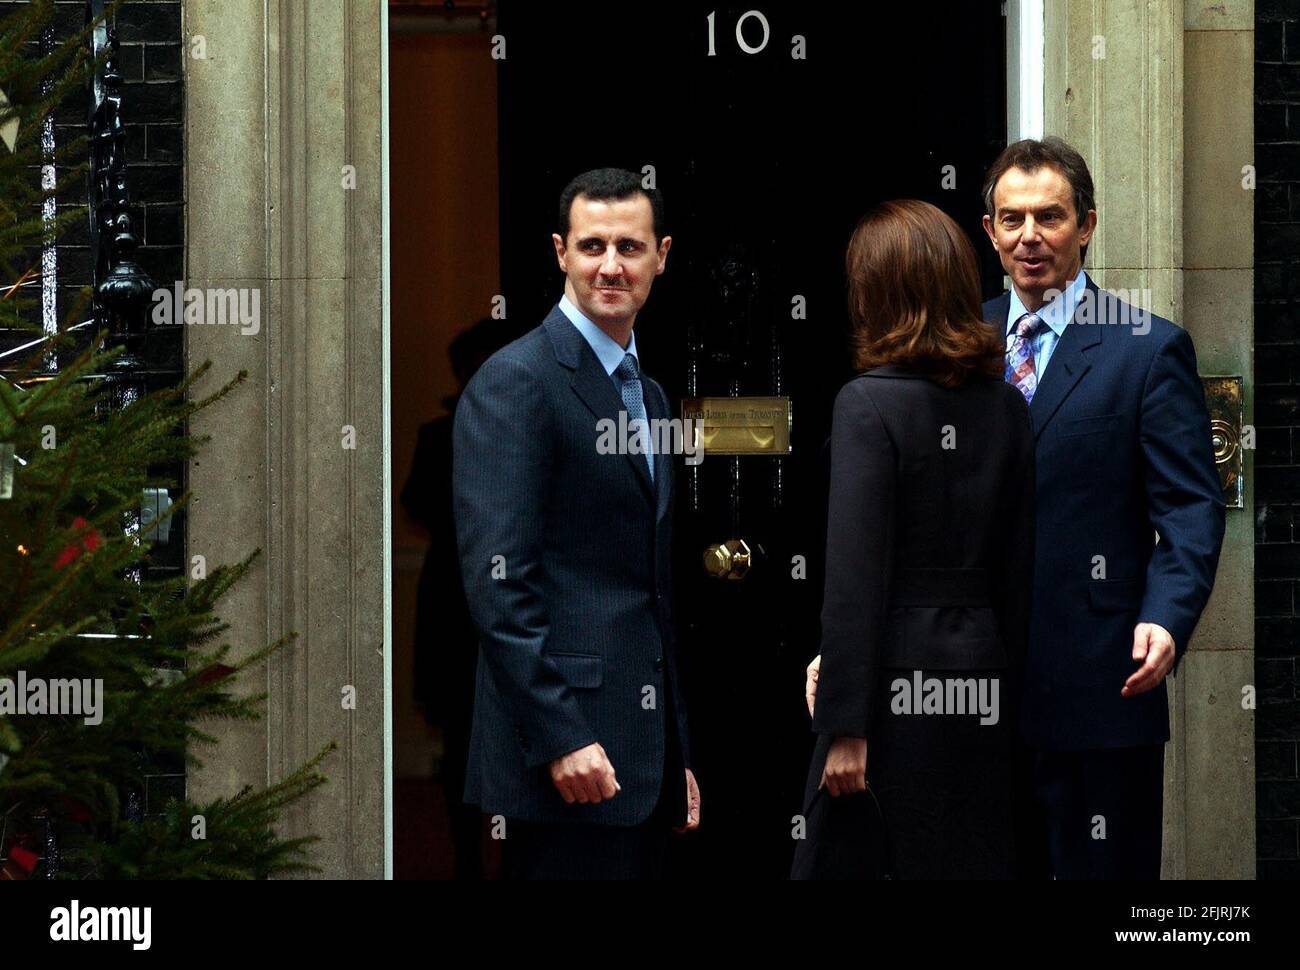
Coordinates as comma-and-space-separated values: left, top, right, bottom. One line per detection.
1043, 0, 1255, 878
182, 0, 389, 879
1179, 0, 1256, 882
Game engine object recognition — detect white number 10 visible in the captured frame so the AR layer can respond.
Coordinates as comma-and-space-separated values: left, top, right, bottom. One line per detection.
707, 9, 772, 56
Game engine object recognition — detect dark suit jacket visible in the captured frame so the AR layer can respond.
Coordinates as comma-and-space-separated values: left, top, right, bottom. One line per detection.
453, 304, 691, 826
811, 366, 1037, 738
982, 280, 1226, 750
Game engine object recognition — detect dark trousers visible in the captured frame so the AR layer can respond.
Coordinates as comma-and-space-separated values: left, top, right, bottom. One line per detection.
1029, 744, 1164, 879
500, 692, 686, 880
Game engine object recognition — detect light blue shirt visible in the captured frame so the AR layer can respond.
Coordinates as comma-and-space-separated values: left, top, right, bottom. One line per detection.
1006, 269, 1089, 380
558, 294, 654, 480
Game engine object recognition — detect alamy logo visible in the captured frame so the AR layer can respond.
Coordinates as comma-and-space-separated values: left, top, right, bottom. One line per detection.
890, 671, 1000, 725
1039, 285, 1154, 335
49, 900, 151, 950
596, 413, 704, 466
0, 670, 103, 725
150, 282, 261, 335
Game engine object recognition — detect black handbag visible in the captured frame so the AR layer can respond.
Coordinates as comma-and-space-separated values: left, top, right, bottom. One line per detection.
790, 782, 896, 880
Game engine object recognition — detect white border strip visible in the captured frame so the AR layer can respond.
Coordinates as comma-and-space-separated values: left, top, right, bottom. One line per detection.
1015, 0, 1045, 140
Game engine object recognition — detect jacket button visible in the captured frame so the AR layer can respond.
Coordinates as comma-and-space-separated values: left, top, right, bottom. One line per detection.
654, 657, 665, 672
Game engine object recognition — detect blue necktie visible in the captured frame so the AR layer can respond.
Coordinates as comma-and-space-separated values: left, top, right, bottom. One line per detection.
1005, 312, 1044, 404
615, 353, 653, 481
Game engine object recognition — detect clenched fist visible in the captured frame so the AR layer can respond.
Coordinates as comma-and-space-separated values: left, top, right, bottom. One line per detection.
549, 742, 620, 804
820, 736, 868, 797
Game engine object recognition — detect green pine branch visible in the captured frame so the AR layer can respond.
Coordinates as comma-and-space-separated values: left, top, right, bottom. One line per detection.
0, 0, 335, 880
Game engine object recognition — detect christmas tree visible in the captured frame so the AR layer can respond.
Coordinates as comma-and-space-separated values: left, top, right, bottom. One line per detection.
0, 0, 332, 879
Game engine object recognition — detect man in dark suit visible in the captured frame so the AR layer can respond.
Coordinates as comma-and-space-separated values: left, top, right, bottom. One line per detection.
453, 167, 699, 879
979, 137, 1225, 878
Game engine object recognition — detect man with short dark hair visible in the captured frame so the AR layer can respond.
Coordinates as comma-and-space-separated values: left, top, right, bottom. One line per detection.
979, 136, 1225, 878
454, 167, 699, 879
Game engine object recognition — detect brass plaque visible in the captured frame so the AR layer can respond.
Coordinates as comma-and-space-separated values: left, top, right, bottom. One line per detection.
681, 396, 791, 455
1202, 376, 1243, 509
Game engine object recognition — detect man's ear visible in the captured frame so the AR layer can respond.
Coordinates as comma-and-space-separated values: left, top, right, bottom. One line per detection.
1078, 210, 1098, 247
552, 232, 567, 272
656, 235, 672, 274
981, 214, 997, 249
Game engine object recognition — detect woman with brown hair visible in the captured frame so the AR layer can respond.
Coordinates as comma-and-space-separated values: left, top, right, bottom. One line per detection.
790, 200, 1035, 879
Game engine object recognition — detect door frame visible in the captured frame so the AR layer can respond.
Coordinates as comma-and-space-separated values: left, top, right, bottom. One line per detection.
1006, 0, 1045, 141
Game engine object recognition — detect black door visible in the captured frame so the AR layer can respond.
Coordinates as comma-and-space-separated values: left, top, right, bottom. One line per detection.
496, 0, 1007, 877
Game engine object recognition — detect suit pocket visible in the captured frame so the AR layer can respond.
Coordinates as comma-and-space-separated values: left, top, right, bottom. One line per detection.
549, 652, 604, 689
881, 607, 1007, 670
1087, 578, 1143, 614
1078, 580, 1145, 684
1059, 412, 1122, 437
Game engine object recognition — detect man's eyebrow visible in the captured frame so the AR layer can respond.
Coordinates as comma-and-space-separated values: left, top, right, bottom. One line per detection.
575, 235, 648, 247
997, 203, 1067, 215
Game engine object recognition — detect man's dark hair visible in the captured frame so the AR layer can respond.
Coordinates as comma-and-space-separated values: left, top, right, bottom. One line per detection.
557, 167, 666, 245
982, 136, 1096, 261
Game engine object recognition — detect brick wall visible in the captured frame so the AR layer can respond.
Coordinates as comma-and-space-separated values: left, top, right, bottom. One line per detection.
1, 0, 183, 371
1256, 0, 1300, 880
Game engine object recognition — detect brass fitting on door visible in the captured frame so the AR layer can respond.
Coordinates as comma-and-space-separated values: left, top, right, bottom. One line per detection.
703, 538, 752, 580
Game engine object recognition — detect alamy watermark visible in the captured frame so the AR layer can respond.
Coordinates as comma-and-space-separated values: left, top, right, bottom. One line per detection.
890, 671, 1000, 725
50, 900, 150, 950
0, 670, 103, 725
150, 282, 261, 335
596, 413, 704, 466
1042, 285, 1155, 335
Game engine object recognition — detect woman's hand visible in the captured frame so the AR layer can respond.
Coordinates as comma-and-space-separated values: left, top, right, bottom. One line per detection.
805, 654, 821, 718
819, 736, 868, 797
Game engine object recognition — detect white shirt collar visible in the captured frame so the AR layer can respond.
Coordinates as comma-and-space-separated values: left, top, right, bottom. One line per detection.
558, 293, 638, 377
1007, 269, 1089, 337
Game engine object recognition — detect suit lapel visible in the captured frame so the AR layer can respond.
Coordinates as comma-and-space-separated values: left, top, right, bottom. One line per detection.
545, 308, 656, 505
985, 282, 1103, 439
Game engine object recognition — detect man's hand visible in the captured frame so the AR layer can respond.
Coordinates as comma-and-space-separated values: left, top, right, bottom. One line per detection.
1122, 622, 1176, 697
674, 768, 701, 833
805, 654, 821, 718
549, 742, 619, 804
819, 736, 868, 797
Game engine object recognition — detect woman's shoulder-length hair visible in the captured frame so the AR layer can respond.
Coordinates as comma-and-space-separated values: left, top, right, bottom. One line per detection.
844, 199, 1005, 388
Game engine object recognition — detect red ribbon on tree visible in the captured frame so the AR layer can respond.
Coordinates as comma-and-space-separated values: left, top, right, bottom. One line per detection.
53, 516, 102, 570
0, 844, 40, 880
195, 663, 237, 687
59, 795, 93, 824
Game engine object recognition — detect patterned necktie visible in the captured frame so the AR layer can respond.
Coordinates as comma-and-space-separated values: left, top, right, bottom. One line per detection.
615, 353, 654, 481
1005, 311, 1044, 404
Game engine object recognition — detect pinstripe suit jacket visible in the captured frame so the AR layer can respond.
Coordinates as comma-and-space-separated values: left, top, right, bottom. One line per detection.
453, 304, 691, 826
